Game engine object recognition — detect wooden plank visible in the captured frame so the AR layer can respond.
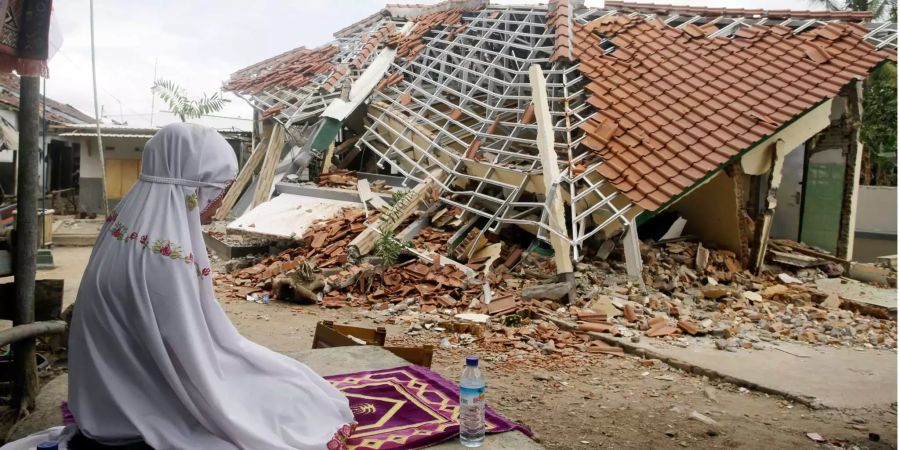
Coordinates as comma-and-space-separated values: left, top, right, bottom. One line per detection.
528, 64, 573, 276
321, 141, 336, 175
349, 169, 439, 257
252, 126, 286, 208
214, 137, 268, 220
357, 179, 389, 210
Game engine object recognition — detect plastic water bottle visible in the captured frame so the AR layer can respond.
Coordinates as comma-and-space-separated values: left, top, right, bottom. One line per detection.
459, 356, 486, 447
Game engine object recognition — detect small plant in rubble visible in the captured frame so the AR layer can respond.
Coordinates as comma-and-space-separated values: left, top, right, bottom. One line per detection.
373, 191, 413, 266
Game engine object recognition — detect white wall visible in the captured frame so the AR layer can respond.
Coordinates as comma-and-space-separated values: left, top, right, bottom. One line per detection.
79, 136, 149, 179
856, 186, 897, 235
99, 136, 147, 161
771, 143, 805, 240
0, 109, 16, 163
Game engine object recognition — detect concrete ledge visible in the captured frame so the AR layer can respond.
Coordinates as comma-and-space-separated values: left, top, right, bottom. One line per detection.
545, 316, 896, 410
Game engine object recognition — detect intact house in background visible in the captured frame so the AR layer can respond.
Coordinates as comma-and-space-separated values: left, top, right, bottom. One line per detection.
47, 124, 252, 213
0, 73, 252, 214
219, 0, 897, 271
0, 74, 94, 200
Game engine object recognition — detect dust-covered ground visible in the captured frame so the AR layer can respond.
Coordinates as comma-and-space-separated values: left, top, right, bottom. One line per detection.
1, 246, 894, 449
219, 290, 898, 450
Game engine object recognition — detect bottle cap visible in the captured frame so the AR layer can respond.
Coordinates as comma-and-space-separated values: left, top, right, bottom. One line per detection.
37, 442, 58, 450
466, 356, 478, 367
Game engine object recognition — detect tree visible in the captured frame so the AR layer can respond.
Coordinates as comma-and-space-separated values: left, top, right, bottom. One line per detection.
818, 0, 896, 20
813, 0, 898, 185
861, 62, 897, 185
151, 78, 229, 122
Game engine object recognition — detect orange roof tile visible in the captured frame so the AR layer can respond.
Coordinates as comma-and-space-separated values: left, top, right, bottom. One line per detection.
604, 0, 874, 21
575, 16, 894, 211
547, 0, 573, 62
224, 45, 339, 95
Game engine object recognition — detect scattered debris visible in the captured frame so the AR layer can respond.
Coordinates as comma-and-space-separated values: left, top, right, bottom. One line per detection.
805, 432, 825, 443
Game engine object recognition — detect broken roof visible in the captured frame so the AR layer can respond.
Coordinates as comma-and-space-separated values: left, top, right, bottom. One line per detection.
576, 16, 895, 210
225, 0, 896, 260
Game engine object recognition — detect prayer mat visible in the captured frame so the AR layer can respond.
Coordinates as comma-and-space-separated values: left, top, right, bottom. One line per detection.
326, 365, 531, 449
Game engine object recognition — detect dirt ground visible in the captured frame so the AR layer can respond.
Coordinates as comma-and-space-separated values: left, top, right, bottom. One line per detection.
217, 291, 898, 450
17, 247, 900, 448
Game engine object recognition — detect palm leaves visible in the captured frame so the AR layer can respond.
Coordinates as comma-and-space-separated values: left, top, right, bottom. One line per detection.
151, 79, 230, 122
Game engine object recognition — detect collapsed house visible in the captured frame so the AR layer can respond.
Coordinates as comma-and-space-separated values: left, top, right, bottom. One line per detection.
219, 0, 897, 278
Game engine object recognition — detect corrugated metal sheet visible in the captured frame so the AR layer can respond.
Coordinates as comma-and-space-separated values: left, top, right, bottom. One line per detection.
58, 132, 155, 138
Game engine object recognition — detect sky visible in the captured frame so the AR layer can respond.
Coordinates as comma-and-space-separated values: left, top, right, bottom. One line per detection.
46, 0, 822, 131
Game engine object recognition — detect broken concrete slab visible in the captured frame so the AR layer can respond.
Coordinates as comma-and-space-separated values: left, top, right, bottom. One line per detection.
227, 193, 360, 240
816, 278, 897, 312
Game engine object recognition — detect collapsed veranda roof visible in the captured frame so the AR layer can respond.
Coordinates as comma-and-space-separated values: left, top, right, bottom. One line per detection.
224, 0, 896, 260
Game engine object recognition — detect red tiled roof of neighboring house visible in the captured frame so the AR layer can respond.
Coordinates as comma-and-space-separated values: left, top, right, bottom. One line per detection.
0, 74, 93, 124
574, 16, 895, 211
604, 1, 874, 21
224, 45, 340, 95
547, 0, 573, 62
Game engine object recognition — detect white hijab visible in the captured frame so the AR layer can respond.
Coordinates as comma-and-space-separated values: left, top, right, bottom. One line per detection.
57, 123, 354, 450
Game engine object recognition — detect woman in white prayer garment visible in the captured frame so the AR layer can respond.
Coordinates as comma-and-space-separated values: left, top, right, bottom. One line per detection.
1, 123, 355, 450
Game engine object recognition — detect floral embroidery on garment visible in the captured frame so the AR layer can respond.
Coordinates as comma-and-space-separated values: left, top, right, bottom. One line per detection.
326, 422, 356, 450
152, 240, 183, 260
105, 210, 211, 278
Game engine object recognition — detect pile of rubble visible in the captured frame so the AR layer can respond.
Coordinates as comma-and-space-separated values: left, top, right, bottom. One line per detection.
215, 207, 897, 358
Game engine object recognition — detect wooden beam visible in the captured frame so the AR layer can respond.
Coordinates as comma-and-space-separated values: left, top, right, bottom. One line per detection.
528, 64, 574, 289
349, 169, 439, 258
750, 139, 788, 273
251, 126, 286, 208
333, 135, 361, 157
15, 74, 41, 413
321, 141, 336, 175
214, 137, 268, 220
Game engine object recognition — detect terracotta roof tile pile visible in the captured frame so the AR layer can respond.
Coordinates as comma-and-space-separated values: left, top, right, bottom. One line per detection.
324, 258, 481, 310
547, 0, 573, 62
574, 16, 894, 210
604, 0, 874, 21
317, 170, 392, 193
224, 45, 340, 95
226, 209, 372, 286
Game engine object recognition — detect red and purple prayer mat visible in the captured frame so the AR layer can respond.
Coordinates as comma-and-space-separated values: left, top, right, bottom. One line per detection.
325, 365, 531, 449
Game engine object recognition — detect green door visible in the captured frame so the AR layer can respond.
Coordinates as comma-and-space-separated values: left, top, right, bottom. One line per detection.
800, 148, 845, 254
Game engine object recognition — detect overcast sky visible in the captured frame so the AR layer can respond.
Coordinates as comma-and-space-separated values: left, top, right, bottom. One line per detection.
46, 0, 820, 131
